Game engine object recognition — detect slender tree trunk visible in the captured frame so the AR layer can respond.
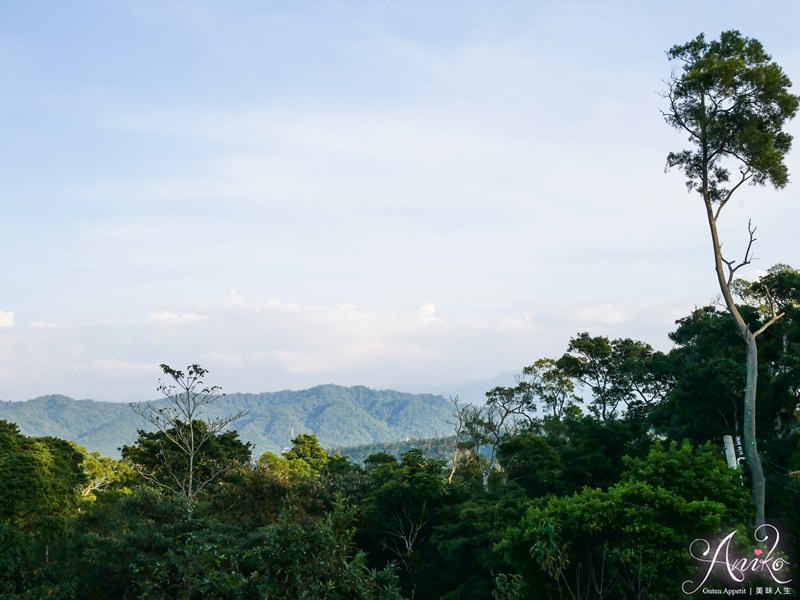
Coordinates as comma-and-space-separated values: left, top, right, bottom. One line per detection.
743, 331, 766, 526
705, 198, 766, 526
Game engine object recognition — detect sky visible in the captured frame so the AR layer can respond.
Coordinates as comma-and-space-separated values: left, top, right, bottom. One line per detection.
1, 1, 799, 402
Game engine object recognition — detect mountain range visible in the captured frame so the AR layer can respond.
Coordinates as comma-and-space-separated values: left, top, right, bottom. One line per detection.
0, 385, 456, 459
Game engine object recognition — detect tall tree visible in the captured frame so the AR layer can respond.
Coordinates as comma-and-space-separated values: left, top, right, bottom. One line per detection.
361, 449, 446, 599
520, 358, 580, 421
122, 423, 252, 500
557, 333, 671, 421
130, 364, 248, 505
450, 384, 536, 492
663, 30, 799, 525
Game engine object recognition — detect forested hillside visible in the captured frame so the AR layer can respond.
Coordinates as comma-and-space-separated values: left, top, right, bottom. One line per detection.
0, 385, 454, 458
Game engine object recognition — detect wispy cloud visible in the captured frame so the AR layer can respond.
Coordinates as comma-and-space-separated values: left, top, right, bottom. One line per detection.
146, 311, 210, 324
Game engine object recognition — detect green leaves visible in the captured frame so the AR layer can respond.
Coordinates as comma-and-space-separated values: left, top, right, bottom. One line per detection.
621, 441, 752, 524
0, 421, 90, 596
121, 423, 252, 500
500, 443, 744, 599
557, 332, 671, 421
0, 421, 86, 533
664, 30, 799, 199
283, 433, 331, 476
521, 358, 579, 420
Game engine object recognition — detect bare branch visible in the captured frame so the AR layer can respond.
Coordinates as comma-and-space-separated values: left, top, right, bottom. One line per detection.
714, 168, 753, 219
753, 312, 785, 338
721, 220, 758, 287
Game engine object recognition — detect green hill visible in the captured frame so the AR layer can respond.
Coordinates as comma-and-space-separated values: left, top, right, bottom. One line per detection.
0, 385, 455, 459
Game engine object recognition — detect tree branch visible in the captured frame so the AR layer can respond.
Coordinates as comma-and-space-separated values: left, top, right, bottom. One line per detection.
721, 220, 758, 287
715, 168, 753, 219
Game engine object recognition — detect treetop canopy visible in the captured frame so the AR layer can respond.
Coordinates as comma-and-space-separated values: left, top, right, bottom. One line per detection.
664, 30, 799, 200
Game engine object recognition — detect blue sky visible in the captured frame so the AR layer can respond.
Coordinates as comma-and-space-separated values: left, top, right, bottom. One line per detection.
2, 1, 799, 401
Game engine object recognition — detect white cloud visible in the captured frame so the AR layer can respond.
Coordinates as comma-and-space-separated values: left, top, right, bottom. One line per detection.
492, 316, 542, 336
241, 300, 448, 375
568, 304, 635, 328
415, 301, 441, 323
90, 358, 157, 373
146, 311, 210, 323
201, 352, 244, 368
263, 350, 346, 374
0, 292, 698, 400
0, 311, 14, 328
260, 339, 443, 375
227, 290, 248, 306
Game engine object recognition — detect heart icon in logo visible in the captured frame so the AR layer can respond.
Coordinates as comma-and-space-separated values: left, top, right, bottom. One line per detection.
754, 549, 763, 556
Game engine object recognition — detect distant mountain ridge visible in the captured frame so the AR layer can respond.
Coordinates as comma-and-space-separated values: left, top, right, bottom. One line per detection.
0, 385, 455, 459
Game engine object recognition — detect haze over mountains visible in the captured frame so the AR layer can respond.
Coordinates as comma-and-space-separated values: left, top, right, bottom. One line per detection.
0, 385, 455, 459
391, 371, 517, 405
